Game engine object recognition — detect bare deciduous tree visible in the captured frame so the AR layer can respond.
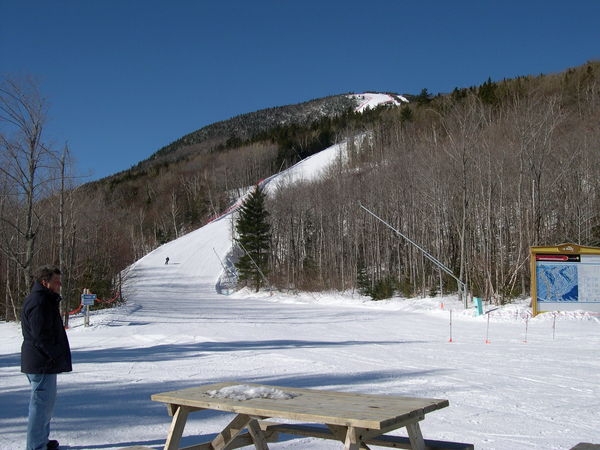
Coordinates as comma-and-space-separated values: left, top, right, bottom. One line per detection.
0, 76, 58, 290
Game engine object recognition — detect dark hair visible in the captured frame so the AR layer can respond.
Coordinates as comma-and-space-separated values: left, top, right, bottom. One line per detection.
35, 266, 61, 283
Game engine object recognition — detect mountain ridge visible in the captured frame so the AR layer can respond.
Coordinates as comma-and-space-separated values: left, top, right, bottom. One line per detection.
122, 92, 407, 175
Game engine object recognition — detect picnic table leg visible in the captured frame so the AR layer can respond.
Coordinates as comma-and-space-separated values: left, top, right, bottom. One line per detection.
247, 418, 270, 450
343, 426, 371, 450
164, 405, 190, 450
211, 413, 252, 450
406, 422, 426, 450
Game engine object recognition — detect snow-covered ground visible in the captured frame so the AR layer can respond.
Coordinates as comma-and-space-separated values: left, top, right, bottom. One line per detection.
2, 287, 598, 449
351, 93, 408, 112
2, 124, 599, 449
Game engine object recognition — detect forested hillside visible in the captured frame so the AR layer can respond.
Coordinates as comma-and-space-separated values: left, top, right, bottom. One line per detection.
1, 62, 598, 321
140, 94, 358, 166
266, 63, 600, 302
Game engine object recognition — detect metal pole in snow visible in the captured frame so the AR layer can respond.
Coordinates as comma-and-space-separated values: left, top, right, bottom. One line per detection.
485, 314, 491, 344
213, 248, 235, 278
448, 310, 453, 342
524, 316, 529, 343
84, 288, 90, 328
552, 313, 556, 340
359, 204, 467, 298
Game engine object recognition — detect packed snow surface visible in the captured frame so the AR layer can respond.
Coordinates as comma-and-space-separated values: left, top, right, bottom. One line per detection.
260, 140, 348, 195
205, 385, 297, 401
1, 138, 599, 450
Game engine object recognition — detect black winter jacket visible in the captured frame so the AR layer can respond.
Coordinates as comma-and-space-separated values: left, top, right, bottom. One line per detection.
21, 282, 72, 374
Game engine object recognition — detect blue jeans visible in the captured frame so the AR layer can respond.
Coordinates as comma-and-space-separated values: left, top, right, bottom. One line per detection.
26, 373, 57, 450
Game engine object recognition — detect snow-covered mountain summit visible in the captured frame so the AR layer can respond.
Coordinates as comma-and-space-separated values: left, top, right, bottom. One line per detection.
351, 92, 409, 112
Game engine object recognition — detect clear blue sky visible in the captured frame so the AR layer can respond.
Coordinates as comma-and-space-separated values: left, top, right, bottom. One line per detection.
2, 1, 599, 181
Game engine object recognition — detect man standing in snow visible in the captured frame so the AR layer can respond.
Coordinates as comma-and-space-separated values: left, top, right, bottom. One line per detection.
21, 266, 72, 450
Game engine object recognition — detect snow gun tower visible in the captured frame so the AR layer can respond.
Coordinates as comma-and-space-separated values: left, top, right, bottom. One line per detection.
531, 242, 600, 316
360, 204, 469, 306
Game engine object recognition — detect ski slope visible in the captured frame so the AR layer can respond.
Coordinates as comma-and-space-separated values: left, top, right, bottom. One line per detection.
124, 137, 351, 297
1, 100, 600, 449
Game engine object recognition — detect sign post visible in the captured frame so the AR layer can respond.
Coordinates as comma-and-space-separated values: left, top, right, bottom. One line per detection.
81, 289, 96, 327
531, 243, 600, 316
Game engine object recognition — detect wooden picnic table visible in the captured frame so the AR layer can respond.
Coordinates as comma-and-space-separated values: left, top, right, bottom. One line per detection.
150, 381, 474, 450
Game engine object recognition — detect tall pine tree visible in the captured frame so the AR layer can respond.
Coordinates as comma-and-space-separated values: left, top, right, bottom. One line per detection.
235, 185, 271, 291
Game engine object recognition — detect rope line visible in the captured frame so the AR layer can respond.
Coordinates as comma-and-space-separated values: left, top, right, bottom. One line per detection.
67, 286, 121, 314
67, 304, 83, 315
95, 290, 120, 304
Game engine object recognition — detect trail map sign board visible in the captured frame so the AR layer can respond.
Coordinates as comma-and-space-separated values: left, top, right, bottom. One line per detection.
531, 243, 600, 315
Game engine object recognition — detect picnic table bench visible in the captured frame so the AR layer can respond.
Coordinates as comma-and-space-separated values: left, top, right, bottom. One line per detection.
150, 381, 474, 450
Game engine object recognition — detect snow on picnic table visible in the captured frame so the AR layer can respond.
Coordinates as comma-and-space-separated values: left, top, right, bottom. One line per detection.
1, 134, 599, 449
205, 384, 298, 401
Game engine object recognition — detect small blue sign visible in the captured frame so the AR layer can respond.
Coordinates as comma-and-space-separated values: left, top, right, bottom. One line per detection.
81, 294, 96, 306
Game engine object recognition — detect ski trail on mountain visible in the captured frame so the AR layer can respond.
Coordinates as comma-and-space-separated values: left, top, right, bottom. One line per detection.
121, 139, 351, 320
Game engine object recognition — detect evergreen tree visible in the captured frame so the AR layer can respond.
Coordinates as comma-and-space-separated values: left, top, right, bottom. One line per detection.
356, 263, 372, 297
478, 77, 498, 104
235, 185, 271, 291
451, 87, 467, 103
400, 105, 413, 123
416, 88, 431, 105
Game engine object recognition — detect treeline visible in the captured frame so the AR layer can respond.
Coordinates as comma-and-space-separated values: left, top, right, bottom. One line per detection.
225, 105, 387, 168
266, 62, 600, 303
0, 77, 130, 322
143, 94, 356, 166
